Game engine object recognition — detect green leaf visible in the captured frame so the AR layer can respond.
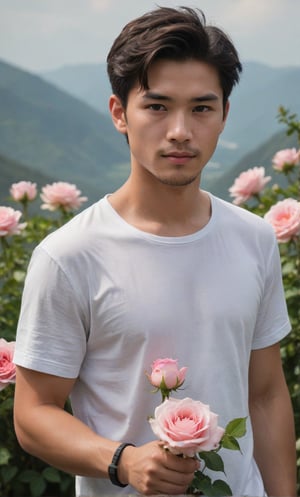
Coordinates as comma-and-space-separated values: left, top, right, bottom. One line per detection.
191, 474, 233, 496
191, 473, 214, 494
42, 465, 61, 483
212, 478, 233, 496
13, 270, 25, 282
0, 397, 14, 414
30, 475, 46, 497
18, 469, 40, 482
190, 473, 233, 496
285, 288, 300, 300
225, 417, 247, 438
221, 434, 241, 451
0, 447, 11, 465
198, 450, 225, 472
281, 261, 295, 275
1, 465, 18, 483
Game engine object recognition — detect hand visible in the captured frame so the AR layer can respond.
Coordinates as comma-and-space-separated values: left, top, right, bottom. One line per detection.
118, 440, 199, 495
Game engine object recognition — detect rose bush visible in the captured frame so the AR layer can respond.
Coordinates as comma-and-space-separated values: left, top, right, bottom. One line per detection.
0, 181, 86, 497
0, 339, 16, 391
228, 106, 300, 492
149, 397, 225, 457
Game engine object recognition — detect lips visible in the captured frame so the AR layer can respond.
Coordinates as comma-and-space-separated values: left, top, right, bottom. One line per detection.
161, 150, 197, 165
162, 151, 196, 158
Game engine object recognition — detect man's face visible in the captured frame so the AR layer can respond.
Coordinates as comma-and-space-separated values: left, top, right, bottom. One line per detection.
110, 59, 229, 188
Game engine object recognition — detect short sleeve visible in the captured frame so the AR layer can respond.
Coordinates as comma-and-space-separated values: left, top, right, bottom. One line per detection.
14, 246, 88, 378
252, 236, 291, 349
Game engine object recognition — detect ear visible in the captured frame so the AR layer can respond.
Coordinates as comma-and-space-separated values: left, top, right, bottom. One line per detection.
220, 100, 230, 134
109, 95, 127, 134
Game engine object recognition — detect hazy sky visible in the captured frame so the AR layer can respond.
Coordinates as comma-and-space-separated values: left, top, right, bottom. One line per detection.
0, 0, 299, 74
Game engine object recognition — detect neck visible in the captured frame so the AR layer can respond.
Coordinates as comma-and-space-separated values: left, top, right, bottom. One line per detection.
108, 176, 211, 237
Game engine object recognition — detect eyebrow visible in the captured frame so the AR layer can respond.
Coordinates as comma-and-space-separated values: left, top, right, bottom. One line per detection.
142, 91, 219, 102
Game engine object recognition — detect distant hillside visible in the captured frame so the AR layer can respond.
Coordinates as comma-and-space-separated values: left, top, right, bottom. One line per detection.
42, 61, 300, 172
0, 153, 56, 205
223, 62, 300, 152
204, 129, 298, 201
0, 60, 130, 204
42, 63, 111, 115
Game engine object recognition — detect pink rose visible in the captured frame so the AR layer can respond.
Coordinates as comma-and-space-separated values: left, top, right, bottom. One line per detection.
40, 182, 88, 211
229, 167, 271, 205
150, 358, 187, 390
272, 148, 300, 172
0, 206, 27, 237
149, 397, 225, 457
264, 198, 300, 243
10, 181, 37, 202
0, 339, 16, 391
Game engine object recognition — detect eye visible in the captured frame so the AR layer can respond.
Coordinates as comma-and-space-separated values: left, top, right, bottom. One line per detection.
147, 103, 167, 111
193, 105, 210, 113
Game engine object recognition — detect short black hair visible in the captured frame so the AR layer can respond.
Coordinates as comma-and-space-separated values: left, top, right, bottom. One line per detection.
107, 6, 242, 109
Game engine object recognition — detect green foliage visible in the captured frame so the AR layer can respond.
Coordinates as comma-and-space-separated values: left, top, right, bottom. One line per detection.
233, 107, 300, 492
0, 384, 74, 497
187, 417, 247, 495
224, 417, 247, 438
189, 472, 232, 496
0, 196, 75, 496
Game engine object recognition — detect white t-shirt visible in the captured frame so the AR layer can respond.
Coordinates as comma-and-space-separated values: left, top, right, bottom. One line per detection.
14, 193, 290, 496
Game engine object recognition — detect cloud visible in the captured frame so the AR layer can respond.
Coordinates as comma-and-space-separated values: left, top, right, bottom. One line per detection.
90, 0, 112, 12
0, 0, 299, 72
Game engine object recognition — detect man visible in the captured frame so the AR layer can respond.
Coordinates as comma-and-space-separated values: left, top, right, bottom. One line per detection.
14, 7, 296, 496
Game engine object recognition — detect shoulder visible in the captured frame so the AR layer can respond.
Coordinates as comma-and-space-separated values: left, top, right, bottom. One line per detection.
211, 194, 275, 234
38, 198, 108, 258
210, 194, 278, 255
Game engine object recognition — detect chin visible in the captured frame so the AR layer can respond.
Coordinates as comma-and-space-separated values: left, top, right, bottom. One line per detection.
157, 174, 199, 187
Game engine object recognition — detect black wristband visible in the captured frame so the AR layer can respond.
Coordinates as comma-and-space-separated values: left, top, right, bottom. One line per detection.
108, 442, 135, 487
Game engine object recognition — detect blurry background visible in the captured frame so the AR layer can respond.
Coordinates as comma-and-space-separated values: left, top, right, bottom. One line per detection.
0, 0, 299, 204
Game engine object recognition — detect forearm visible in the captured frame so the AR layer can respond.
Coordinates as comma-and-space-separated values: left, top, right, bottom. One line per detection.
15, 403, 198, 495
15, 402, 119, 478
250, 386, 297, 496
14, 367, 198, 495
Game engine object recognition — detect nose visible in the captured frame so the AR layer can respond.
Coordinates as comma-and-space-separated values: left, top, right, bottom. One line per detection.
166, 112, 192, 143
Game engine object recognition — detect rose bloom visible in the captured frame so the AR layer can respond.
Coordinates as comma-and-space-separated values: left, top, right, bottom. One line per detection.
229, 166, 271, 205
40, 182, 88, 211
272, 148, 300, 172
0, 206, 27, 237
0, 339, 16, 391
264, 198, 300, 243
10, 181, 37, 202
150, 358, 187, 390
149, 397, 225, 457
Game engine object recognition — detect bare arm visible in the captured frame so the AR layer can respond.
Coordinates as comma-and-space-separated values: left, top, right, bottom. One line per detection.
249, 343, 297, 496
14, 366, 198, 495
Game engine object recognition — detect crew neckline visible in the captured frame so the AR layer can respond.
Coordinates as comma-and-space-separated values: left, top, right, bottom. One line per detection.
102, 192, 217, 244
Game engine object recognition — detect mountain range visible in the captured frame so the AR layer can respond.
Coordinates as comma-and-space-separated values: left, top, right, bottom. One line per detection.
41, 61, 300, 169
0, 59, 130, 204
0, 58, 299, 206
